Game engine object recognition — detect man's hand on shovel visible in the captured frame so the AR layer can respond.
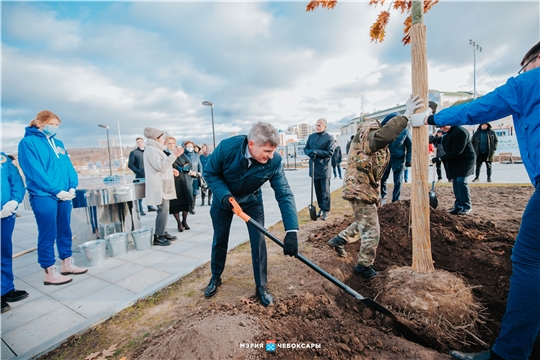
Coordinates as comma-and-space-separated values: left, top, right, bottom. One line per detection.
283, 232, 298, 257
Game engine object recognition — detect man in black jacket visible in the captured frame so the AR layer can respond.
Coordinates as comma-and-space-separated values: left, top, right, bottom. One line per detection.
430, 125, 476, 215
471, 123, 498, 183
128, 137, 157, 215
304, 118, 335, 220
331, 140, 343, 179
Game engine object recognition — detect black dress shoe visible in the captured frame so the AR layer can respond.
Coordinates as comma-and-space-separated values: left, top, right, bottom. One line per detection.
448, 207, 462, 215
182, 222, 191, 230
1, 289, 29, 302
153, 235, 171, 246
1, 300, 11, 314
256, 285, 274, 307
458, 209, 472, 215
204, 277, 222, 298
163, 232, 177, 241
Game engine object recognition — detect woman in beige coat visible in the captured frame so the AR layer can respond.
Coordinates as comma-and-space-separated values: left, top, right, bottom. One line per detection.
143, 127, 184, 246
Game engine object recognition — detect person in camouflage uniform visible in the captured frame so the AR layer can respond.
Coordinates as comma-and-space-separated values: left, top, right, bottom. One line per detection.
327, 95, 423, 279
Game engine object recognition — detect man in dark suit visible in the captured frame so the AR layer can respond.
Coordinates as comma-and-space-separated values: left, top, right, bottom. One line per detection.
203, 122, 299, 307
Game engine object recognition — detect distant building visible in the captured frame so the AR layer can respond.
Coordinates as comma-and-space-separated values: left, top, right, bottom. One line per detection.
298, 123, 313, 139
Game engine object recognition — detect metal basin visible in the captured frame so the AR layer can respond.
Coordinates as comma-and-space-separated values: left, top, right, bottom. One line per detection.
131, 227, 153, 251
79, 240, 107, 267
106, 232, 129, 257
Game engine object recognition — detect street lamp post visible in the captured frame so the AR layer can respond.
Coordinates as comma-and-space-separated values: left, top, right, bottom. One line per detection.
469, 39, 482, 99
202, 101, 216, 150
98, 124, 113, 176
117, 120, 125, 172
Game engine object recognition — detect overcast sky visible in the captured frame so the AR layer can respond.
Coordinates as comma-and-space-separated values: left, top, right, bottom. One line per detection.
2, 1, 538, 153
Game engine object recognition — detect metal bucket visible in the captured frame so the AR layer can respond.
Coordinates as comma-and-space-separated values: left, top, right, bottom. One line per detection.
79, 240, 107, 267
131, 227, 153, 251
105, 232, 129, 257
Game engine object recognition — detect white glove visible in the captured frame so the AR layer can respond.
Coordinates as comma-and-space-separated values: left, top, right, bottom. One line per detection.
404, 95, 424, 118
56, 191, 71, 201
409, 108, 433, 127
67, 188, 76, 200
1, 201, 18, 218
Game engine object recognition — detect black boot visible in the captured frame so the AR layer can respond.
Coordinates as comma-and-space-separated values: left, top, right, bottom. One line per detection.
1, 289, 29, 302
201, 193, 205, 206
204, 277, 222, 297
153, 234, 171, 246
354, 264, 377, 279
327, 236, 347, 257
256, 285, 274, 307
190, 196, 197, 214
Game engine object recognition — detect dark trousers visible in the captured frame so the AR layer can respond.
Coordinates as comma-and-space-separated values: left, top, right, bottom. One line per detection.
1, 215, 16, 296
210, 200, 267, 286
314, 177, 331, 212
475, 152, 492, 179
492, 186, 540, 359
332, 165, 342, 179
435, 159, 449, 180
451, 176, 472, 211
380, 166, 404, 202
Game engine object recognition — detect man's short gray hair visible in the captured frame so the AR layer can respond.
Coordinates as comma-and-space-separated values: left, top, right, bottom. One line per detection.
316, 118, 327, 126
248, 121, 280, 147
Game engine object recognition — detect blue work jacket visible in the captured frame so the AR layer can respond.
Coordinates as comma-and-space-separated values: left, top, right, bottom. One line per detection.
203, 135, 298, 231
1, 152, 25, 207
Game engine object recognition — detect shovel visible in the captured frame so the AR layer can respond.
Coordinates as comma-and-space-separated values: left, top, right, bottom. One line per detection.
229, 197, 397, 320
308, 157, 318, 221
429, 162, 438, 209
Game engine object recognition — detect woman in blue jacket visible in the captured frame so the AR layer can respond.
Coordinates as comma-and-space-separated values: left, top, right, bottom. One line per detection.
411, 41, 540, 360
1, 152, 28, 313
18, 110, 87, 286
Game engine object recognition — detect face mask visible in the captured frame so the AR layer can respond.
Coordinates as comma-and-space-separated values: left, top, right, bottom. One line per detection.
186, 146, 194, 152
43, 124, 58, 136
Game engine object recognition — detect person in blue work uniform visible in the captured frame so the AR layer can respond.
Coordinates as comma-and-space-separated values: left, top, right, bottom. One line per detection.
410, 40, 540, 360
304, 118, 335, 220
379, 112, 412, 203
1, 152, 28, 313
203, 121, 299, 307
18, 110, 87, 286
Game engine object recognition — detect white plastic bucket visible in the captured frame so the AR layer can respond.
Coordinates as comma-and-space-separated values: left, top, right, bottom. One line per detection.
106, 232, 129, 257
131, 227, 153, 251
79, 240, 107, 267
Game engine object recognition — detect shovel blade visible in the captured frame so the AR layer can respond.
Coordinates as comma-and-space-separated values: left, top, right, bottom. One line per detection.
308, 205, 318, 221
429, 191, 438, 208
360, 298, 397, 320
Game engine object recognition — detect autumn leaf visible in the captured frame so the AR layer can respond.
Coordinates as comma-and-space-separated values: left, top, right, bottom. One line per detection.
85, 352, 101, 360
306, 0, 337, 12
393, 0, 410, 14
102, 344, 117, 358
240, 297, 255, 305
369, 11, 390, 43
402, 15, 412, 45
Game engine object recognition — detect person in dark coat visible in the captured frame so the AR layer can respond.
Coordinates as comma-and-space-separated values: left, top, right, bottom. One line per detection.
127, 137, 157, 215
379, 112, 412, 202
331, 140, 343, 179
433, 129, 450, 182
165, 136, 193, 232
345, 135, 354, 155
304, 118, 335, 220
203, 122, 299, 307
471, 123, 498, 183
430, 125, 476, 215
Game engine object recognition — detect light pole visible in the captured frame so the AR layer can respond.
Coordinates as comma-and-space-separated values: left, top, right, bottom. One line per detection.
469, 39, 482, 99
98, 124, 113, 176
202, 101, 216, 150
117, 119, 125, 172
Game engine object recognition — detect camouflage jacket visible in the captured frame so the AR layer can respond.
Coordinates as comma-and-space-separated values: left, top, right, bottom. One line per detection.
342, 116, 408, 204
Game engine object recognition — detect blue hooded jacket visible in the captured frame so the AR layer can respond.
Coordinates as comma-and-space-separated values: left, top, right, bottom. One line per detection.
1, 152, 25, 207
430, 67, 540, 187
203, 135, 298, 231
381, 113, 412, 171
17, 126, 78, 198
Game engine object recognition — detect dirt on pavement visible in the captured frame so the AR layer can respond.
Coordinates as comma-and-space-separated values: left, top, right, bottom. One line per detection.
42, 184, 537, 360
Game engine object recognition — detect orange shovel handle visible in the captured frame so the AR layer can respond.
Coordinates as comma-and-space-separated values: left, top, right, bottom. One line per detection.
229, 197, 251, 222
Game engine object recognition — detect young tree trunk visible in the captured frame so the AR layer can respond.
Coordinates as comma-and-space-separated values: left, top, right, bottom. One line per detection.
410, 0, 435, 273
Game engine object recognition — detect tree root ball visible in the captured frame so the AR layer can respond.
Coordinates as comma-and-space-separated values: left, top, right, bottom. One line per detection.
374, 265, 487, 350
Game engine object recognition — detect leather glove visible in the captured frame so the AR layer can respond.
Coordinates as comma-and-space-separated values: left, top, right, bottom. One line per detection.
221, 194, 237, 211
1, 201, 18, 218
304, 149, 312, 157
404, 95, 424, 117
283, 231, 298, 257
405, 162, 411, 167
409, 108, 433, 127
56, 191, 71, 201
431, 157, 439, 164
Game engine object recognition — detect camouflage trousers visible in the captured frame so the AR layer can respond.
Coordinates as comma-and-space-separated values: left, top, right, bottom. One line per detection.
338, 200, 380, 267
